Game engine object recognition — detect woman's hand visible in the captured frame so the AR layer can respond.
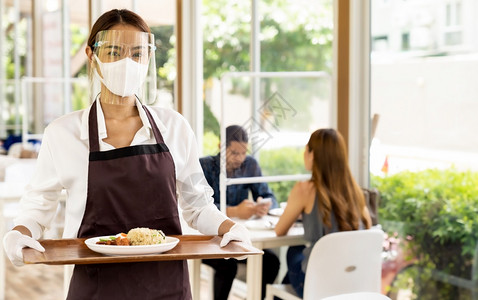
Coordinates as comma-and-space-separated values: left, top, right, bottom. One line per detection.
220, 223, 251, 260
219, 223, 251, 247
3, 230, 45, 267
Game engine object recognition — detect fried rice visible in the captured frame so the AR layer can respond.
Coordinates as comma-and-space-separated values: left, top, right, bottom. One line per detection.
127, 227, 166, 246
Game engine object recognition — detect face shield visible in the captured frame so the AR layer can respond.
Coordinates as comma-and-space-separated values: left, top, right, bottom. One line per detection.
89, 30, 157, 105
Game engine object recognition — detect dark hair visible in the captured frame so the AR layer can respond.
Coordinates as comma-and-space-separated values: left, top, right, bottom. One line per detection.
307, 128, 371, 230
87, 9, 150, 49
226, 125, 248, 147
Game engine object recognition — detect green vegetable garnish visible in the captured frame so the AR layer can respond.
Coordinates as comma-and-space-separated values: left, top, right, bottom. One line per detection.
99, 236, 116, 242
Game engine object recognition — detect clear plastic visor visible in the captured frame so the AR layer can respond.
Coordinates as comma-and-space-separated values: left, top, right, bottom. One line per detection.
90, 30, 157, 105
94, 31, 153, 64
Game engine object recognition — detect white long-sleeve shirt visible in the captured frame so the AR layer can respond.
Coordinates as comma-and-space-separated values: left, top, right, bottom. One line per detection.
14, 100, 228, 239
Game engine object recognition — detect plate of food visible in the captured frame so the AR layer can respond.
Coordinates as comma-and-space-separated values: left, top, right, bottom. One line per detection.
245, 219, 276, 230
268, 208, 284, 217
84, 228, 179, 256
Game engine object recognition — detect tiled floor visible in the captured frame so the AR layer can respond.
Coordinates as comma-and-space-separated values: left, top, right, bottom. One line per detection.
5, 259, 63, 300
4, 258, 245, 300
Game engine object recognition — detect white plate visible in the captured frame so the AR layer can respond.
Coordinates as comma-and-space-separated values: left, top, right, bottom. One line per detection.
268, 208, 284, 217
84, 235, 179, 256
245, 219, 275, 230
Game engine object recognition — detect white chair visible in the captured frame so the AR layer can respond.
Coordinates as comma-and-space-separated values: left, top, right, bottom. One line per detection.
265, 229, 385, 300
321, 292, 391, 300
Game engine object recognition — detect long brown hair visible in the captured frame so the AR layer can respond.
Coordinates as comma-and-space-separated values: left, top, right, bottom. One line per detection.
307, 128, 371, 231
87, 9, 151, 49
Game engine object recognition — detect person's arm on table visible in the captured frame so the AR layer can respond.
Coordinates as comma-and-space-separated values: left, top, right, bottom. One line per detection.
226, 199, 256, 219
247, 157, 278, 216
254, 197, 272, 217
275, 182, 306, 236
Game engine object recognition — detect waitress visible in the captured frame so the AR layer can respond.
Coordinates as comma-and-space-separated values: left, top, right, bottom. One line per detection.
3, 9, 250, 300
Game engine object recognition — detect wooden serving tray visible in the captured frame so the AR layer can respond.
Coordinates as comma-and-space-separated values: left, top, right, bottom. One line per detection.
23, 235, 263, 265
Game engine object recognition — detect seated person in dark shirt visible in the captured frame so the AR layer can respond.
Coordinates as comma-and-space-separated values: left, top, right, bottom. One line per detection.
200, 125, 280, 300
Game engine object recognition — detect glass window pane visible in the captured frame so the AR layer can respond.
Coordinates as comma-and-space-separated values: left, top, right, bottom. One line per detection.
201, 0, 334, 205
446, 3, 452, 26
259, 0, 333, 73
371, 0, 478, 298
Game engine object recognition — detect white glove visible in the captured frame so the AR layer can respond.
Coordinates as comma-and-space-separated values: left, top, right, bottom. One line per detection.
220, 223, 252, 260
220, 223, 251, 247
3, 230, 45, 267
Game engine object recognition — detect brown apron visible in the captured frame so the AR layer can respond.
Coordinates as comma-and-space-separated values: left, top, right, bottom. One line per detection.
67, 102, 192, 300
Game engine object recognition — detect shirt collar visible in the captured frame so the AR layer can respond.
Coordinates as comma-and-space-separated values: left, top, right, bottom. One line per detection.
80, 97, 167, 141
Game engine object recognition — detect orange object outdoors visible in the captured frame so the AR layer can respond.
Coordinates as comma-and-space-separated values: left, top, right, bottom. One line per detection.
381, 155, 389, 174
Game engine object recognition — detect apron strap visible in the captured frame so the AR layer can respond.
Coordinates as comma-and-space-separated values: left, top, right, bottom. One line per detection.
142, 105, 165, 144
88, 101, 100, 152
88, 101, 165, 153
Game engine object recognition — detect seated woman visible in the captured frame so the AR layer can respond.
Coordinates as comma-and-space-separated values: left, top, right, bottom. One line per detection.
274, 128, 372, 297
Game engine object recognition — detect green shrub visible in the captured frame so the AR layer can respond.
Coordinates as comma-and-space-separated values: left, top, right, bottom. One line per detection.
202, 131, 220, 156
372, 169, 478, 299
202, 100, 220, 156
203, 101, 220, 137
259, 147, 307, 203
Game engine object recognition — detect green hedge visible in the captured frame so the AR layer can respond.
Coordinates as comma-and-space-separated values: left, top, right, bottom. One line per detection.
259, 147, 307, 203
372, 169, 478, 299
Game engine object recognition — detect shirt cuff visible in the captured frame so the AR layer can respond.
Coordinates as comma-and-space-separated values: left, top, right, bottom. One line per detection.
195, 204, 230, 235
13, 217, 43, 240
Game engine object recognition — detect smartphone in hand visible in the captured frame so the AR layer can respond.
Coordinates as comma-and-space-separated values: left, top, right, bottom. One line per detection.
257, 197, 272, 205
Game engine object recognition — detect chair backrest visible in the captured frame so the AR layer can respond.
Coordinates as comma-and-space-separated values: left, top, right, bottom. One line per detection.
303, 228, 385, 299
362, 188, 380, 226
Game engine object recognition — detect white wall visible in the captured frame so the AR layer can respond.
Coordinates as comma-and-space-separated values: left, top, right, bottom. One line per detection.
371, 54, 478, 152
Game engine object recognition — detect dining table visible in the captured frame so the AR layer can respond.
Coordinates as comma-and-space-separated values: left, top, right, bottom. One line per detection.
187, 213, 306, 300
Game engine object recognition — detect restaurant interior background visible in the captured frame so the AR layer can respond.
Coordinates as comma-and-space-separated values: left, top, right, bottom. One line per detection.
1, 0, 478, 299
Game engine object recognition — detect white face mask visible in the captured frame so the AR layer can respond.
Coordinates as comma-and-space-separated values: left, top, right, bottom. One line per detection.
94, 54, 149, 97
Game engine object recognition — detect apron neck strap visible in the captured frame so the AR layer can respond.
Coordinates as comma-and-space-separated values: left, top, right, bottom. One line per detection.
88, 101, 165, 153
142, 105, 165, 144
88, 101, 100, 152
